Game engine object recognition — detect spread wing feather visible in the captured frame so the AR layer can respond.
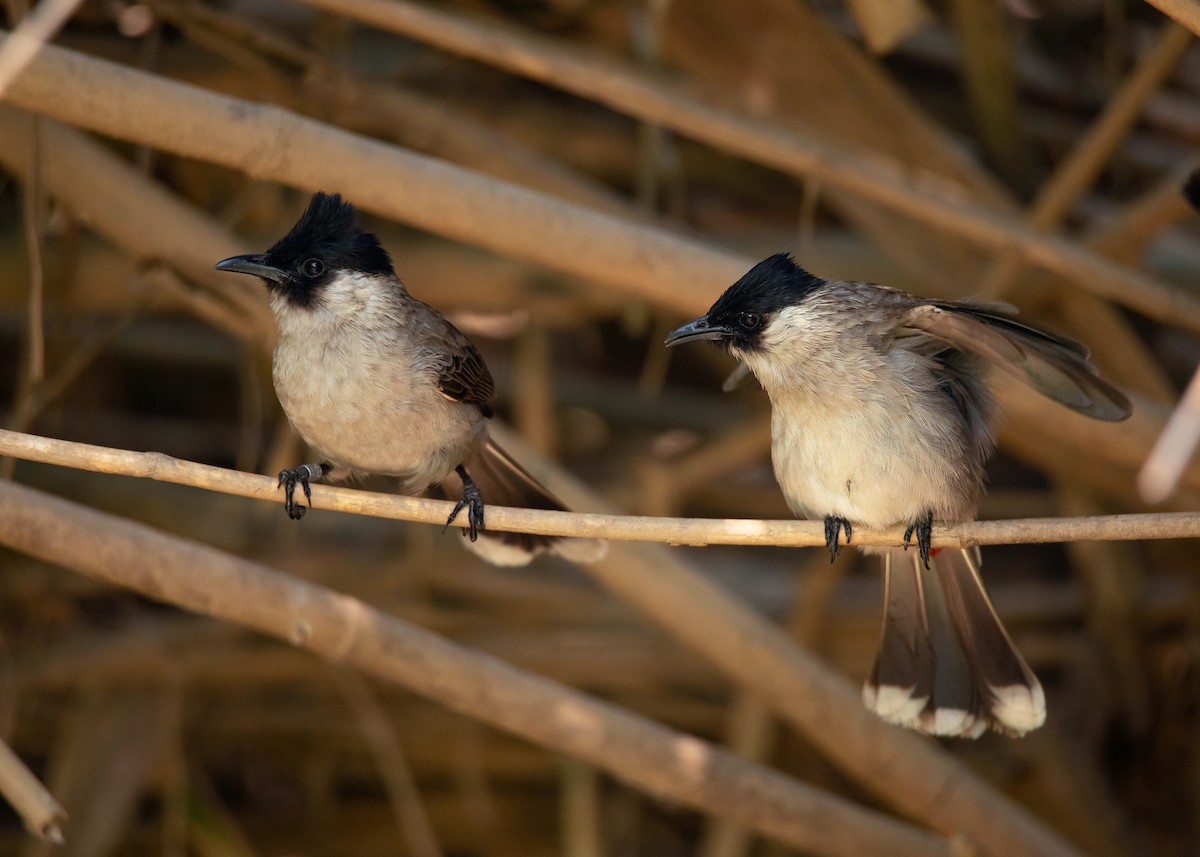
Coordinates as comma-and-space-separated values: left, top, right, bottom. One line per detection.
903, 302, 1131, 422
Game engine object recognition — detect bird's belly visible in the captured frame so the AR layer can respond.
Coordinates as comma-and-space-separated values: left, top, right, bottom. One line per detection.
771, 398, 966, 528
273, 351, 483, 489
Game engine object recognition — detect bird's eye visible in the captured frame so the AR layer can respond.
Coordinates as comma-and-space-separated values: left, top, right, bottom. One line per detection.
738, 312, 762, 330
302, 258, 325, 277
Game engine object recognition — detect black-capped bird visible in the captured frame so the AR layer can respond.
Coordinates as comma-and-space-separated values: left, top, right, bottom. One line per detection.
667, 254, 1130, 736
216, 192, 604, 566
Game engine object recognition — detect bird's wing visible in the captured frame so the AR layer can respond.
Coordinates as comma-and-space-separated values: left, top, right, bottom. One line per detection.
901, 301, 1131, 421
436, 339, 496, 418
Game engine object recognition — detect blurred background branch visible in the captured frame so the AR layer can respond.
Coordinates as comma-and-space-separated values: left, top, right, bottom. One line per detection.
1, 0, 1198, 855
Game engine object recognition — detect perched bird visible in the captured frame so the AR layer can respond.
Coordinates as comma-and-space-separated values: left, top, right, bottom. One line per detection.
666, 254, 1131, 737
215, 192, 604, 566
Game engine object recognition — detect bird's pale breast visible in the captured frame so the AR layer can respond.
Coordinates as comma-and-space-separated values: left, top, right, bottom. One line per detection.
271, 307, 485, 491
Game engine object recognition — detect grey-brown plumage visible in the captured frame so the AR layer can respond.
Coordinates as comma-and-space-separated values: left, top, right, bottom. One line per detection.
667, 253, 1131, 737
215, 192, 604, 566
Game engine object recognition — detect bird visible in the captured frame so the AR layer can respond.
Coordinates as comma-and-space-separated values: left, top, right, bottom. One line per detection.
214, 191, 604, 567
666, 253, 1131, 737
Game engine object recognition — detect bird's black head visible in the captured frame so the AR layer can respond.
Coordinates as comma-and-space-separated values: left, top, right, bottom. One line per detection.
665, 253, 823, 352
213, 192, 394, 307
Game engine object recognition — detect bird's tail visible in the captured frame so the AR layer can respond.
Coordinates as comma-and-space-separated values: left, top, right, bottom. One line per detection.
863, 547, 1045, 737
441, 438, 607, 567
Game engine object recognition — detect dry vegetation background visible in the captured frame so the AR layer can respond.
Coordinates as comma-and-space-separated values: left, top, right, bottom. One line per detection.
1, 0, 1200, 855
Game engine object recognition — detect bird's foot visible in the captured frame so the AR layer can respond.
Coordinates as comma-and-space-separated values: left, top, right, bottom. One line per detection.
902, 510, 934, 569
823, 515, 852, 562
445, 465, 485, 542
277, 463, 329, 520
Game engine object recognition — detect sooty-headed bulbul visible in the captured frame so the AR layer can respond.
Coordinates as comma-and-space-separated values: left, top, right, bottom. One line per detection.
667, 253, 1131, 737
216, 192, 604, 566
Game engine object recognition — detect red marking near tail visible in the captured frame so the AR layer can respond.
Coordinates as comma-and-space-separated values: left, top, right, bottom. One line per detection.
929, 547, 943, 558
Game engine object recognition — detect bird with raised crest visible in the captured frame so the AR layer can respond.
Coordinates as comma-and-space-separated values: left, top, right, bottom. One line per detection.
667, 253, 1131, 737
216, 192, 605, 566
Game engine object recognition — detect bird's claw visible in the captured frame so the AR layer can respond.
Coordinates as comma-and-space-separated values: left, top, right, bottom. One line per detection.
277, 463, 326, 520
823, 515, 852, 562
445, 479, 485, 542
903, 511, 934, 569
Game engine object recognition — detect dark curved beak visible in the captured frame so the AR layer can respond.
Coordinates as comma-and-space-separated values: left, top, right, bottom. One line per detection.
665, 316, 728, 347
214, 253, 287, 284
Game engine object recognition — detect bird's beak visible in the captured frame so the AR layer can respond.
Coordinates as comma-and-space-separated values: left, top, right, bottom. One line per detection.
665, 316, 728, 346
214, 253, 287, 285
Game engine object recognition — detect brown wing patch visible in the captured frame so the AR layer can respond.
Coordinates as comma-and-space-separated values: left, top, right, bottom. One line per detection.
437, 342, 496, 418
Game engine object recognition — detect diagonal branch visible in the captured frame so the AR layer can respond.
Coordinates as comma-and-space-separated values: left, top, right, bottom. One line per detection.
1, 35, 1199, 330
280, 0, 1199, 330
0, 478, 947, 857
3, 423, 1105, 857
0, 736, 65, 843
1143, 0, 1200, 37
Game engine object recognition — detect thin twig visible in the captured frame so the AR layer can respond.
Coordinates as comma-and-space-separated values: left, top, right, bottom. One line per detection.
0, 478, 949, 857
0, 429, 1196, 548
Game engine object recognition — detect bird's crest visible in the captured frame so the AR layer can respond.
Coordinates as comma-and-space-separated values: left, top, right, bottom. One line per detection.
265, 192, 394, 277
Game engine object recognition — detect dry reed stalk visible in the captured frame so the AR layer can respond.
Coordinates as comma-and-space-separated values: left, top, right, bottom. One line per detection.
1140, 368, 1200, 502
0, 38, 1191, 490
1143, 0, 1200, 36
0, 479, 950, 857
946, 0, 1037, 189
334, 673, 444, 857
2, 428, 1197, 547
697, 554, 844, 857
0, 36, 749, 318
982, 20, 1193, 300
0, 107, 272, 339
843, 0, 932, 54
148, 0, 636, 217
1059, 487, 1151, 736
559, 760, 603, 857
492, 425, 1090, 857
0, 738, 65, 844
273, 0, 1200, 329
0, 0, 83, 95
1056, 163, 1199, 402
0, 31, 1193, 332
